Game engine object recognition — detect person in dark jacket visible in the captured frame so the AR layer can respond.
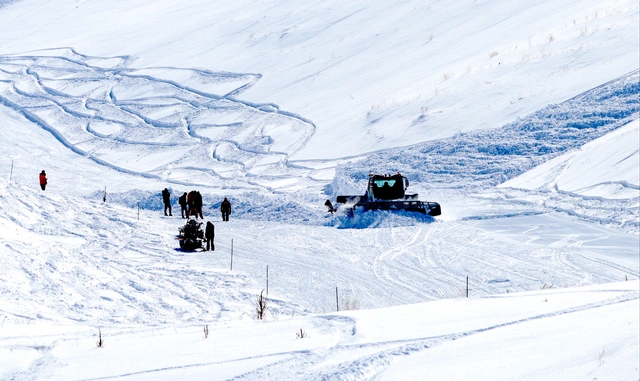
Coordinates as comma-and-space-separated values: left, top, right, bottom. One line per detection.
220, 197, 231, 221
205, 221, 215, 251
195, 191, 204, 219
162, 188, 172, 216
39, 170, 47, 191
187, 190, 193, 207
187, 190, 196, 218
178, 192, 188, 218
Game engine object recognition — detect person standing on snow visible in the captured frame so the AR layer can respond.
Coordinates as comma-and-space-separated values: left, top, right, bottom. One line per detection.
220, 197, 231, 221
179, 192, 188, 218
39, 170, 47, 191
187, 190, 196, 218
162, 188, 172, 216
205, 221, 215, 251
195, 191, 204, 219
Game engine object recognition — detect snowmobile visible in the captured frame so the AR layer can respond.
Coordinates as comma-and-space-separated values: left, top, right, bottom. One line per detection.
335, 173, 441, 216
177, 219, 204, 251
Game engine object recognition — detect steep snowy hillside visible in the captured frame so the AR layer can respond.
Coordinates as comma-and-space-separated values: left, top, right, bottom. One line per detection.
0, 0, 637, 160
0, 0, 638, 380
502, 119, 640, 199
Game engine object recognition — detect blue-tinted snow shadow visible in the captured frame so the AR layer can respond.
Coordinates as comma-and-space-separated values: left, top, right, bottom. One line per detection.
337, 70, 639, 191
173, 247, 204, 253
327, 209, 436, 229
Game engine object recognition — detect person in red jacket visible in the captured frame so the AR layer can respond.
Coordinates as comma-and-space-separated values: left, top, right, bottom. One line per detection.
39, 170, 47, 191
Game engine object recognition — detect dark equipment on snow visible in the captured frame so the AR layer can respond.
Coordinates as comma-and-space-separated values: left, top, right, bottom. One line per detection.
325, 199, 336, 213
177, 219, 204, 251
335, 173, 441, 216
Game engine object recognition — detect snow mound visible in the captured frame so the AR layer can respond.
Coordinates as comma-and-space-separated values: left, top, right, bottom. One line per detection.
501, 119, 640, 199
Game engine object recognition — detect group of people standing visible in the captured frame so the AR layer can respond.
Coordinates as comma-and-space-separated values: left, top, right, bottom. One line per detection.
36, 171, 223, 252
163, 189, 232, 252
162, 188, 232, 222
178, 190, 204, 219
37, 170, 231, 225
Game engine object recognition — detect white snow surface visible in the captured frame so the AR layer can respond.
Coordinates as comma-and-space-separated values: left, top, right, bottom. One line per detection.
0, 0, 638, 161
0, 0, 638, 380
501, 119, 640, 199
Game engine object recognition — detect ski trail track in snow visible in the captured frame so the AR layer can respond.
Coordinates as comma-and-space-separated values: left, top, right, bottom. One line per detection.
0, 48, 319, 190
219, 218, 638, 313
2, 50, 637, 202
161, 288, 637, 381
12, 286, 632, 381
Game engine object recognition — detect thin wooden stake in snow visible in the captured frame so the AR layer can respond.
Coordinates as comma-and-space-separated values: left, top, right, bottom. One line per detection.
466, 275, 469, 298
103, 186, 106, 202
137, 203, 140, 221
96, 328, 104, 348
9, 160, 13, 182
336, 287, 339, 312
266, 265, 269, 295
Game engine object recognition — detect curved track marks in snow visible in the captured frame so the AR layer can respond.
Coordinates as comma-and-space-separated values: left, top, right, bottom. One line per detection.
0, 48, 316, 190
215, 216, 638, 314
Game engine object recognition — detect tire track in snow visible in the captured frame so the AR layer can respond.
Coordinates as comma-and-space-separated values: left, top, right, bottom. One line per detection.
0, 48, 318, 191
223, 289, 638, 380
371, 225, 444, 300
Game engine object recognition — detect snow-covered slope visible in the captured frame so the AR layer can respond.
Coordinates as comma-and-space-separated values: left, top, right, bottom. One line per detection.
501, 119, 640, 199
2, 281, 638, 380
0, 0, 637, 160
0, 0, 638, 380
